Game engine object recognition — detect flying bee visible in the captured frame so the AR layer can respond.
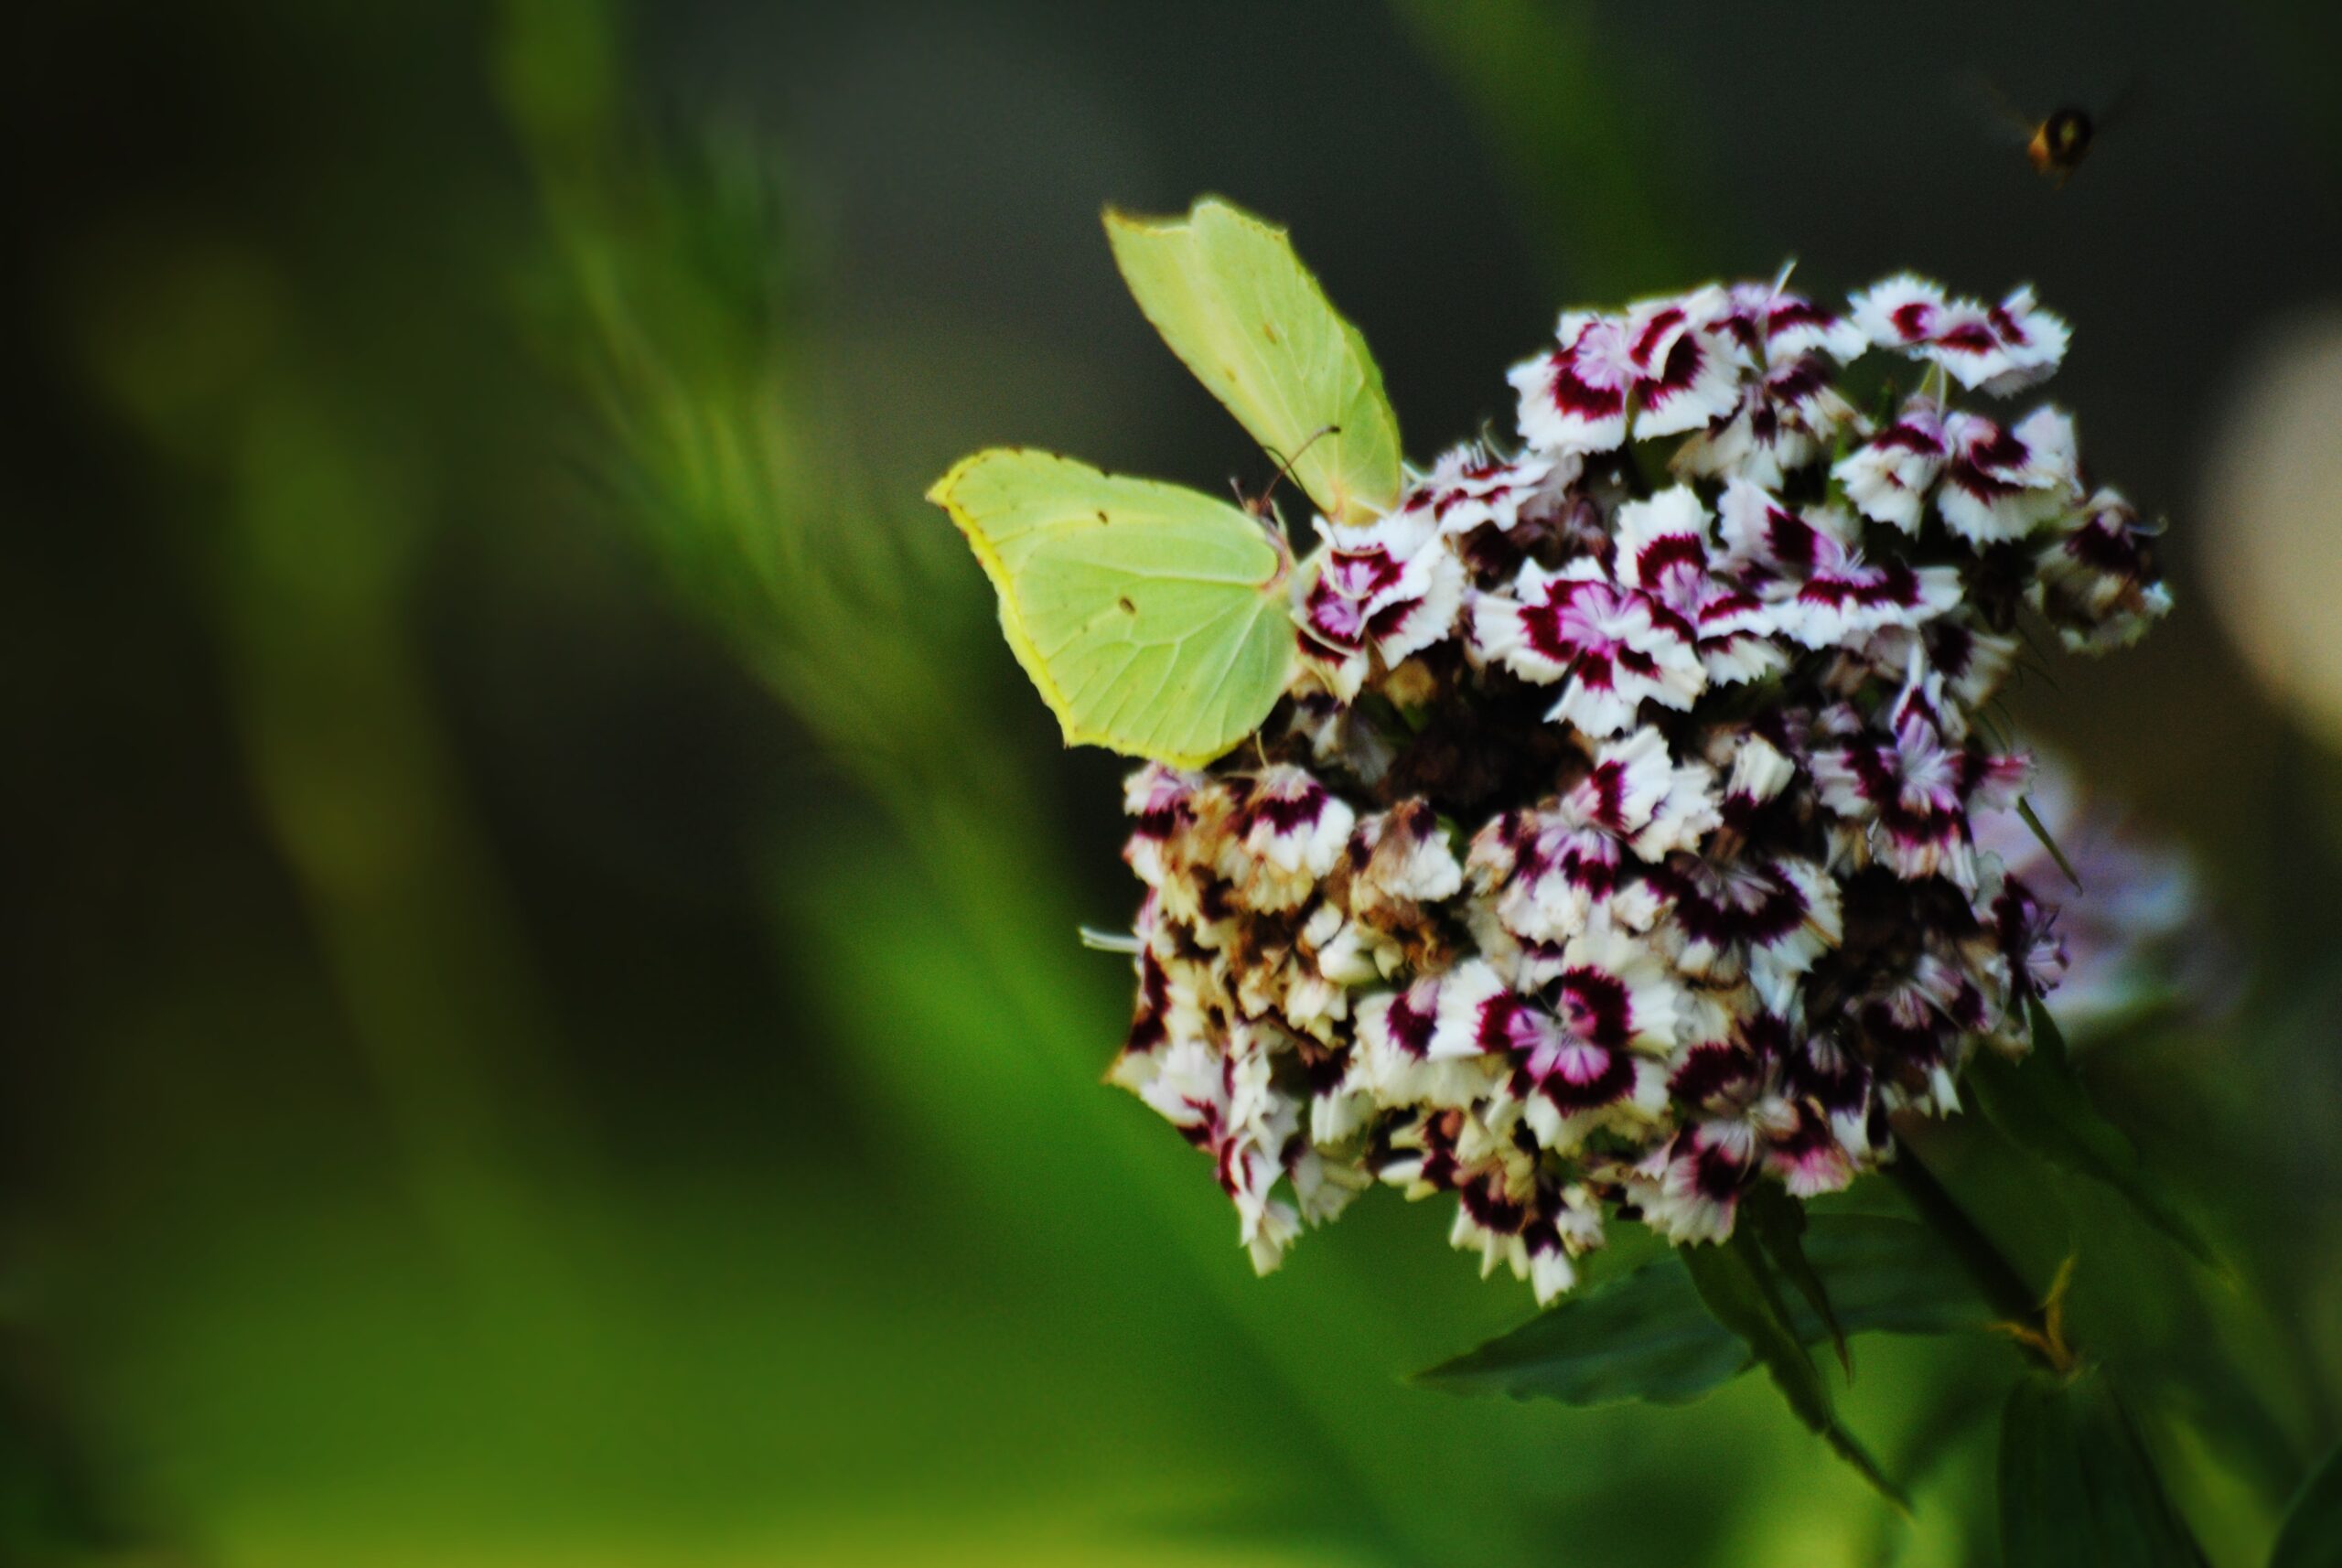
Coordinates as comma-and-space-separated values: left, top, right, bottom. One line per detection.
2025, 105, 2098, 184
1970, 77, 2137, 188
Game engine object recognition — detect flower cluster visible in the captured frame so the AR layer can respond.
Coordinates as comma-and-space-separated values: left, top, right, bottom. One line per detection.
1108, 271, 2172, 1298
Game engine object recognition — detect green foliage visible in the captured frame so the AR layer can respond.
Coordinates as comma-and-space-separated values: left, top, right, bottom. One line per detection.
524, 121, 1022, 832
1417, 1248, 1748, 1407
1680, 1229, 1907, 1506
1744, 1184, 1850, 1375
1420, 1214, 1989, 1407
2017, 794, 2087, 891
1971, 1000, 2229, 1276
1999, 1367, 2210, 1567
2272, 1439, 2342, 1568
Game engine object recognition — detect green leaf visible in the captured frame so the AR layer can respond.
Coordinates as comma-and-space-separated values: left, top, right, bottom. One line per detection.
1784, 1211, 2000, 1340
1416, 1215, 1987, 1408
1414, 1245, 1746, 1407
1746, 1185, 1849, 1375
2130, 1351, 2306, 1511
2017, 794, 2085, 891
1677, 1229, 1829, 1423
1103, 197, 1403, 526
1680, 1230, 1907, 1508
1999, 1366, 2209, 1568
1970, 998, 2229, 1278
2272, 1438, 2342, 1568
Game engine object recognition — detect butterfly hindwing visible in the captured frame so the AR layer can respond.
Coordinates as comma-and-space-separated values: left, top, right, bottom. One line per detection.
1105, 197, 1403, 527
928, 448, 1297, 768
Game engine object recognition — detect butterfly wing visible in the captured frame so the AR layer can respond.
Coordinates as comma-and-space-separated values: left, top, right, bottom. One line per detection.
1105, 197, 1404, 527
928, 448, 1298, 768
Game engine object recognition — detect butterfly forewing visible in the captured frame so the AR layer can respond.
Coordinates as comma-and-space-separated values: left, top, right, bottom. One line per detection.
928, 448, 1297, 767
1105, 198, 1404, 527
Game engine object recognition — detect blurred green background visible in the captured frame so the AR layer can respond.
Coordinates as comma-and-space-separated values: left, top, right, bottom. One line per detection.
8, 2, 2342, 1563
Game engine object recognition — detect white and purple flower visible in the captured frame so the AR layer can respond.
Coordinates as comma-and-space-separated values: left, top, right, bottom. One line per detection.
1471, 559, 1708, 735
1833, 397, 1949, 534
1295, 510, 1466, 699
1811, 676, 2030, 892
1510, 287, 1743, 456
1853, 275, 2069, 395
1938, 406, 2083, 544
1090, 263, 2171, 1299
2031, 487, 2173, 651
1717, 478, 1963, 647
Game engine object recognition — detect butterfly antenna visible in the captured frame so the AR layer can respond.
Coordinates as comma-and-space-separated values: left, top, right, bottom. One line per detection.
1252, 424, 1341, 515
